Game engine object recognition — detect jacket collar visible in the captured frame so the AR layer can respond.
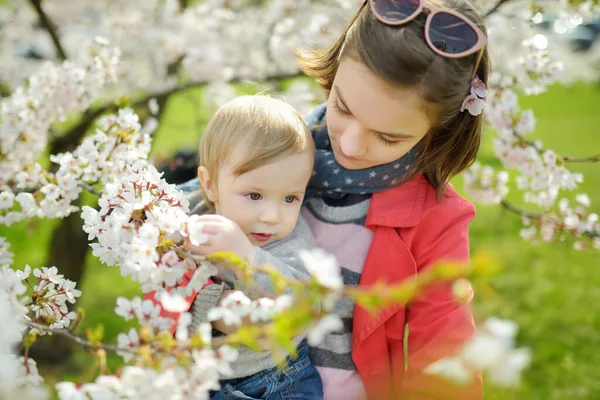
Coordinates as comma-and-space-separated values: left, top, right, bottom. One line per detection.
365, 174, 429, 228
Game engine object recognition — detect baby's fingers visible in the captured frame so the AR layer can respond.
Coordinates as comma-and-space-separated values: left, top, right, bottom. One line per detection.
196, 221, 227, 235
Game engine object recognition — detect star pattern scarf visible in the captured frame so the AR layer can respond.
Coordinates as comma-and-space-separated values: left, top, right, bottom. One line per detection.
306, 102, 418, 199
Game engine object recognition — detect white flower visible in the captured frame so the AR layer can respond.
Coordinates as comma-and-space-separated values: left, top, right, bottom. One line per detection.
0, 238, 15, 266
461, 94, 486, 116
519, 227, 537, 241
207, 308, 242, 327
114, 297, 135, 320
56, 381, 87, 400
487, 348, 531, 387
15, 193, 37, 215
307, 314, 343, 346
484, 317, 518, 340
470, 75, 488, 98
186, 215, 209, 246
425, 357, 473, 385
249, 297, 276, 323
148, 98, 160, 115
138, 223, 160, 248
15, 265, 31, 280
575, 194, 591, 208
159, 291, 190, 313
175, 312, 193, 341
0, 191, 15, 209
461, 335, 507, 370
299, 248, 343, 291
116, 329, 139, 362
33, 266, 63, 284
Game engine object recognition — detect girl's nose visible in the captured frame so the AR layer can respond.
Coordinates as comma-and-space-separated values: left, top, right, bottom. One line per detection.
338, 125, 367, 157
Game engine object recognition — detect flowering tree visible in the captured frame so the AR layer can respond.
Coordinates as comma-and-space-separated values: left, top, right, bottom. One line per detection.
1, 0, 600, 398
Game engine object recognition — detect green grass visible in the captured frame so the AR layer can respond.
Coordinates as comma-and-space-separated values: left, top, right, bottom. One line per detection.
2, 82, 600, 398
458, 83, 600, 399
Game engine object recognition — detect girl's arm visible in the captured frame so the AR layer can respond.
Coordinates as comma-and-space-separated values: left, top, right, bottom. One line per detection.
399, 197, 481, 399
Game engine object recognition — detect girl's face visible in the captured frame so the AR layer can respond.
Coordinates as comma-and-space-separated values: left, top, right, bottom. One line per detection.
326, 59, 433, 170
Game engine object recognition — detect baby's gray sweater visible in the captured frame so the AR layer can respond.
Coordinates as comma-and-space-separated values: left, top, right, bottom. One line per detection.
184, 191, 314, 379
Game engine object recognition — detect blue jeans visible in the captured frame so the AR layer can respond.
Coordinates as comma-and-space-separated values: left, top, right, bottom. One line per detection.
210, 340, 323, 400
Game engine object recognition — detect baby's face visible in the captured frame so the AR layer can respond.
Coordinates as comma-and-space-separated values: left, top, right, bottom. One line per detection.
210, 146, 313, 247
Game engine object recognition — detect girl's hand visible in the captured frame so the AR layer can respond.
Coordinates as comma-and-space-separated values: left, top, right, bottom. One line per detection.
185, 214, 256, 270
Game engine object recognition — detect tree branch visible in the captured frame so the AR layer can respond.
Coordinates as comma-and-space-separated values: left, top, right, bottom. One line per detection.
500, 200, 541, 219
28, 0, 68, 61
562, 154, 600, 163
484, 0, 514, 17
49, 71, 305, 156
0, 80, 11, 98
501, 200, 600, 240
24, 320, 134, 354
178, 0, 189, 11
24, 320, 232, 353
79, 183, 102, 196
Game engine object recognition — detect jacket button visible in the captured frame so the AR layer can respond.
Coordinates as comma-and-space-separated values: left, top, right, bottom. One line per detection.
370, 371, 382, 381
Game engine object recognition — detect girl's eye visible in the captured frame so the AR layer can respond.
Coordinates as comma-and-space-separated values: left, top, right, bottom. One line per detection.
247, 193, 262, 201
284, 196, 298, 204
332, 99, 351, 117
376, 134, 401, 147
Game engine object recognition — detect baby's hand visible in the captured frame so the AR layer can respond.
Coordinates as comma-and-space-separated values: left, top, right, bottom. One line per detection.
185, 214, 256, 268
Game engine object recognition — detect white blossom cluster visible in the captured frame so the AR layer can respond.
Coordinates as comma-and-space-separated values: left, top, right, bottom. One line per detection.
55, 355, 234, 400
0, 106, 152, 225
81, 160, 217, 297
485, 79, 584, 208
0, 40, 140, 225
20, 266, 83, 333
0, 37, 120, 181
466, 35, 597, 247
463, 162, 509, 205
426, 317, 531, 388
206, 249, 346, 347
0, 0, 352, 96
520, 195, 600, 249
0, 242, 73, 399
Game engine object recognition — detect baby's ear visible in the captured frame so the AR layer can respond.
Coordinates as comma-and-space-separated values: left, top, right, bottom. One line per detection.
197, 166, 218, 203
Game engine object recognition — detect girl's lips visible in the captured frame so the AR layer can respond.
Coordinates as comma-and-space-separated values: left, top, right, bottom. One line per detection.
251, 233, 273, 242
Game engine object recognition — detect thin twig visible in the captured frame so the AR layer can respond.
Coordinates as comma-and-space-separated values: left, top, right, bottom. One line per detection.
500, 200, 541, 219
484, 0, 513, 17
500, 200, 600, 240
79, 182, 102, 196
28, 0, 67, 61
562, 154, 600, 163
49, 71, 305, 155
24, 320, 134, 353
510, 132, 599, 165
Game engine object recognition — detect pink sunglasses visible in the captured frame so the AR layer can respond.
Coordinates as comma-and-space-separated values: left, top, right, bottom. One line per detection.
368, 0, 486, 72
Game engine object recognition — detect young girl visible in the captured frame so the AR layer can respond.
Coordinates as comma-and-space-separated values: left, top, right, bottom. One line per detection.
191, 0, 489, 398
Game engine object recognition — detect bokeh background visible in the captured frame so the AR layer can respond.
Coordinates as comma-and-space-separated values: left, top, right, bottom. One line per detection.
2, 0, 600, 399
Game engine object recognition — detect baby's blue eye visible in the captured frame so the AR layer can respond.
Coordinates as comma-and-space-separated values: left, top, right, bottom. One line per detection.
249, 193, 262, 201
284, 196, 297, 204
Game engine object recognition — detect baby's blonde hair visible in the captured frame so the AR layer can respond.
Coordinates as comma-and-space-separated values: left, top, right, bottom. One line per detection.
198, 94, 314, 209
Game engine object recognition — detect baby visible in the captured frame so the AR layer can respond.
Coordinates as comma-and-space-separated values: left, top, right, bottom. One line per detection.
184, 95, 323, 400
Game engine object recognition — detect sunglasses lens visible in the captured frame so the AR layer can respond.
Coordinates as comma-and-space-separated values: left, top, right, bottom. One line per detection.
371, 0, 420, 24
428, 12, 478, 54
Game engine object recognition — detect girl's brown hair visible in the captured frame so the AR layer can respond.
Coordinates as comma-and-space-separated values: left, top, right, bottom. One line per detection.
297, 0, 490, 199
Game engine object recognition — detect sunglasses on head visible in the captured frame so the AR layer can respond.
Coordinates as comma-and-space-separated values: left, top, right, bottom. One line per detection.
368, 0, 486, 74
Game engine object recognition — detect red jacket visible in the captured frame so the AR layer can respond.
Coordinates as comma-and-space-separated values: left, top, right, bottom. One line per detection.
354, 175, 480, 399
145, 175, 481, 399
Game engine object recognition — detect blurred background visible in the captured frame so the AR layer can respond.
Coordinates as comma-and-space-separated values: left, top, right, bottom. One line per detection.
1, 0, 600, 399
